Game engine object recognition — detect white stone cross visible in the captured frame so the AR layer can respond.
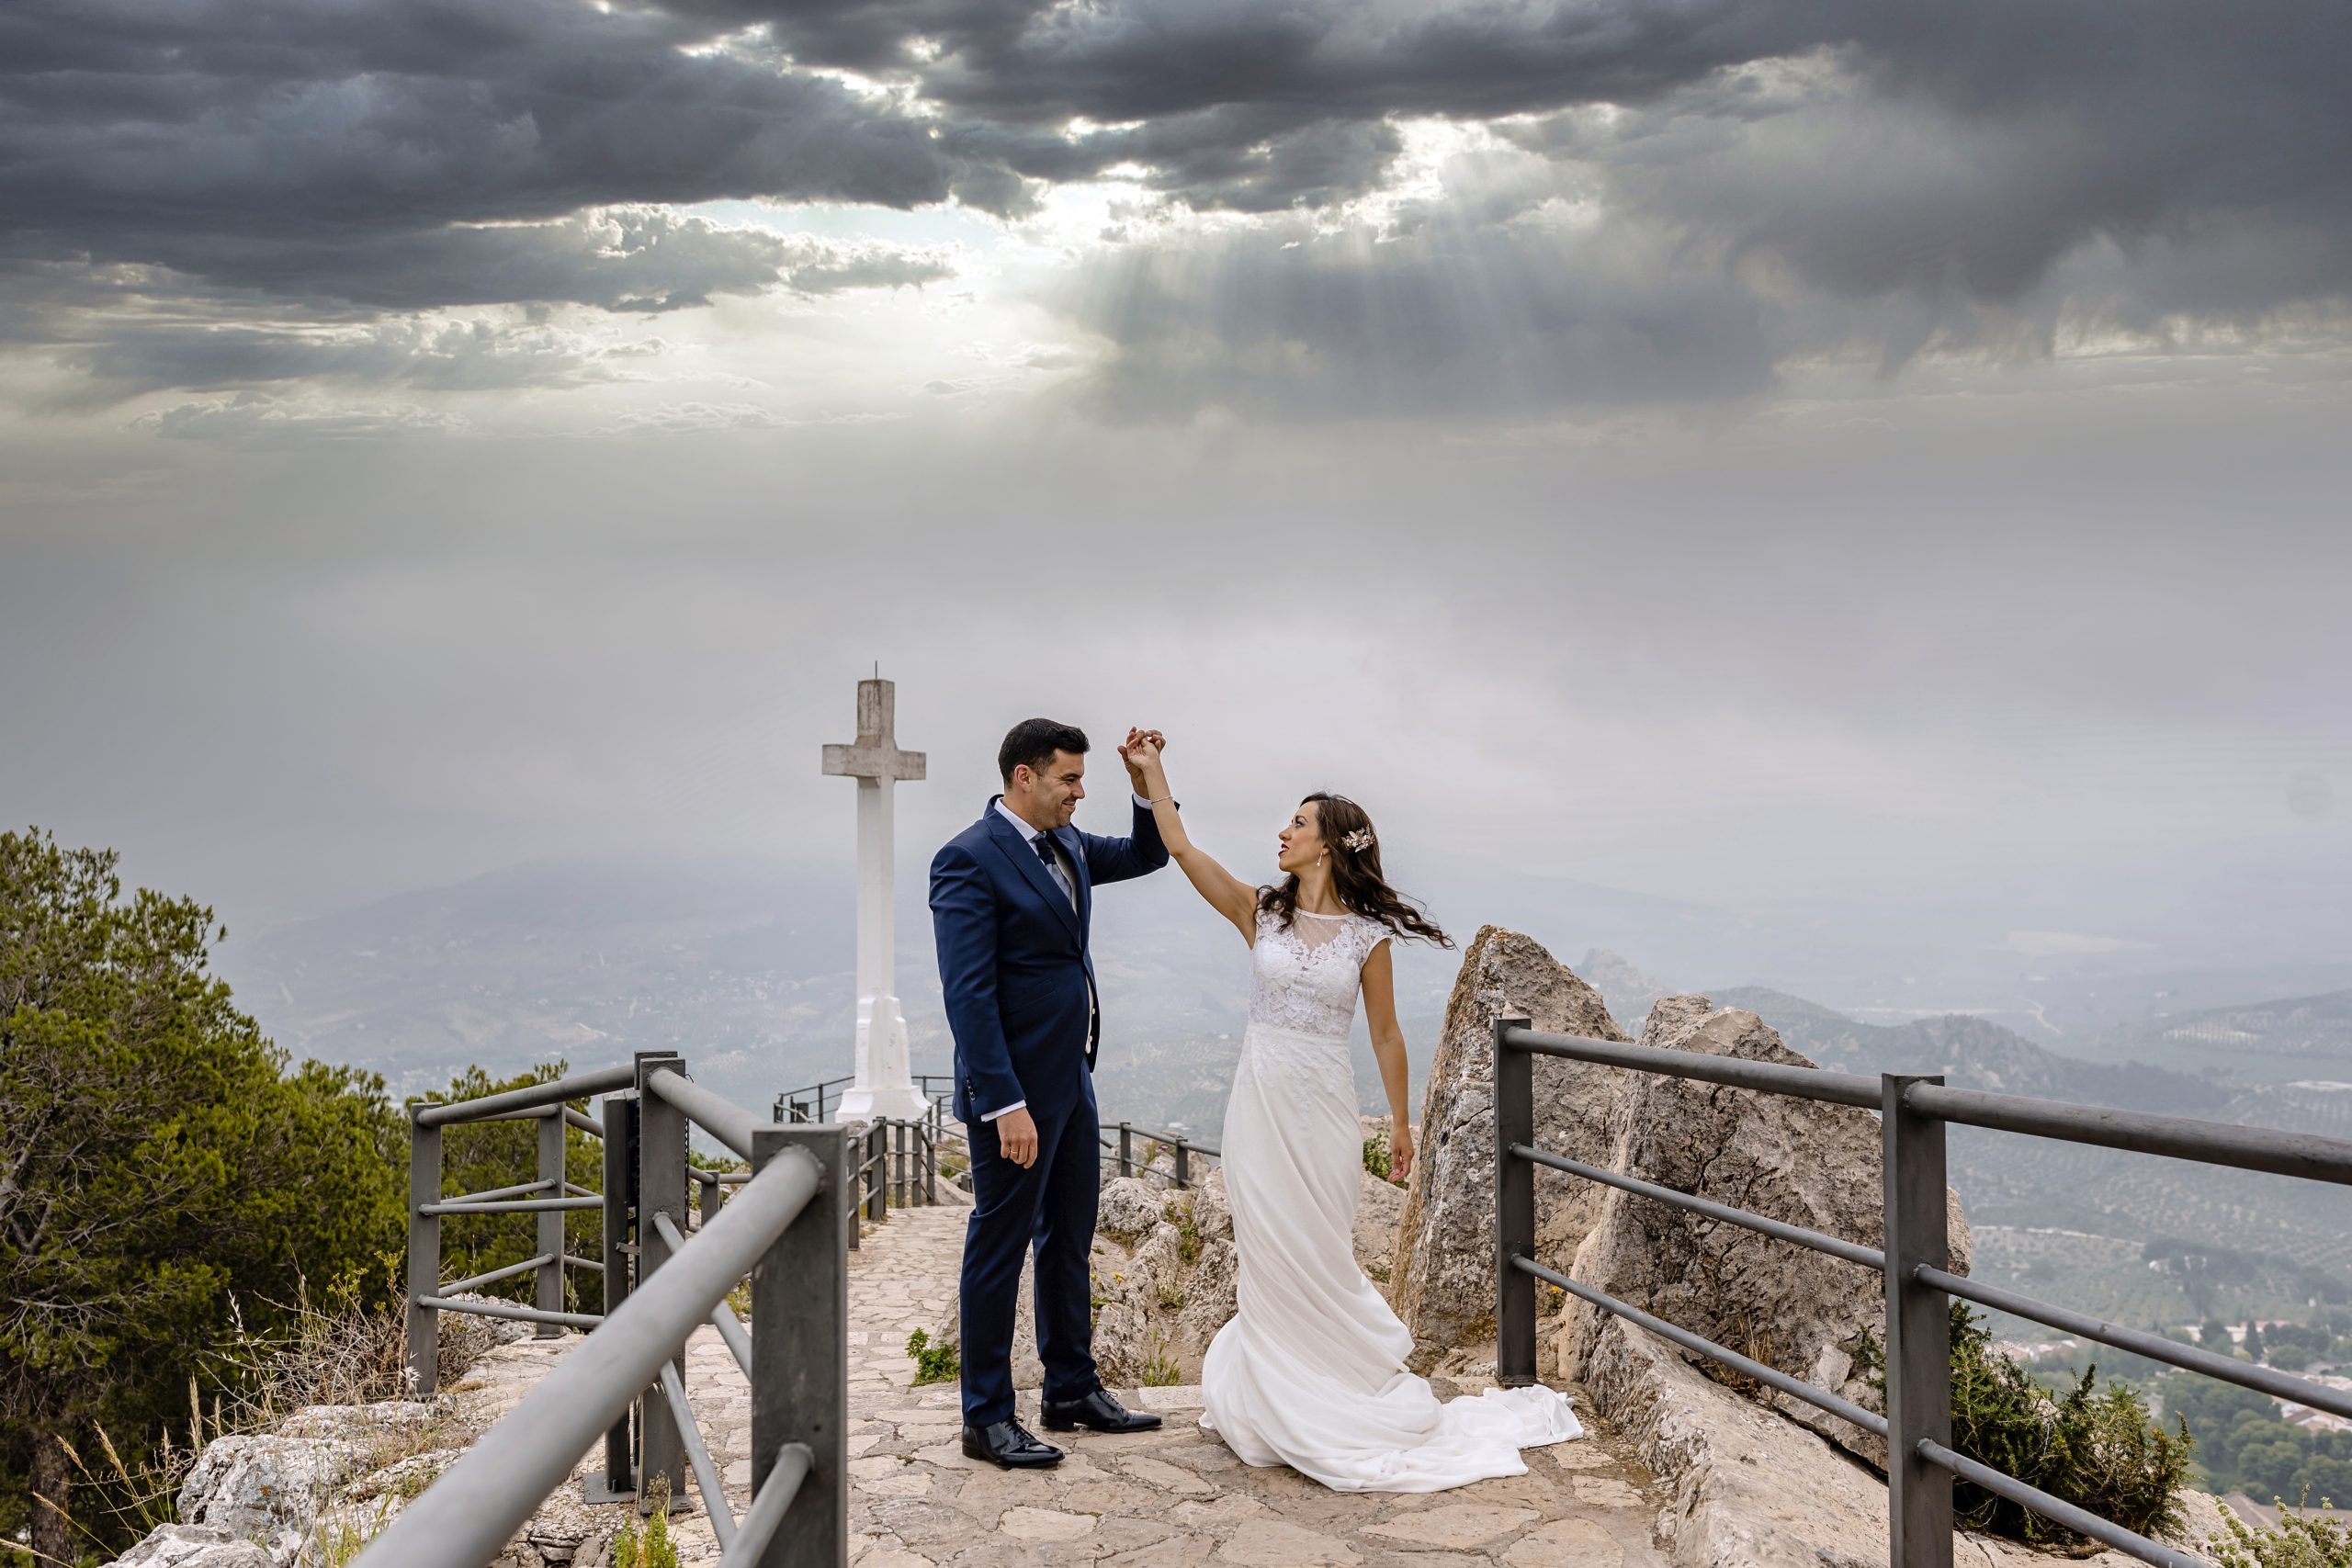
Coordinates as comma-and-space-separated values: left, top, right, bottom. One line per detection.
822, 677, 931, 1123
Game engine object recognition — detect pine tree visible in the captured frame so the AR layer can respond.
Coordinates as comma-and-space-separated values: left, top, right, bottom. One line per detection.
1, 829, 404, 1560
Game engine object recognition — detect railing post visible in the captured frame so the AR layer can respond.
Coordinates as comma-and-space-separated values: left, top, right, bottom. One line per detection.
1118, 1122, 1134, 1178
1495, 1014, 1538, 1388
404, 1106, 443, 1396
706, 1167, 727, 1221
752, 1124, 847, 1568
1883, 1074, 1954, 1568
1173, 1137, 1191, 1190
536, 1109, 567, 1338
635, 1051, 690, 1514
866, 1124, 888, 1225
893, 1120, 908, 1209
586, 1089, 638, 1504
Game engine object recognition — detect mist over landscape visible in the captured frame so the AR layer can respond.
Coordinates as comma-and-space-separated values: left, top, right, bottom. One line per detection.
196, 830, 2352, 1348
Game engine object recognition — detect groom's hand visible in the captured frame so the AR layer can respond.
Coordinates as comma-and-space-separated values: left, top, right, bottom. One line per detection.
993, 1105, 1040, 1168
1117, 728, 1165, 793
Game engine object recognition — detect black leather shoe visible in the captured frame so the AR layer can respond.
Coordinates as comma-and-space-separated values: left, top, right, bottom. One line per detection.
1041, 1388, 1164, 1433
961, 1419, 1064, 1468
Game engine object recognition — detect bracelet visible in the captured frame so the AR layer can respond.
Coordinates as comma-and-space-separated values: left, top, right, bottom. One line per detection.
1146, 795, 1174, 805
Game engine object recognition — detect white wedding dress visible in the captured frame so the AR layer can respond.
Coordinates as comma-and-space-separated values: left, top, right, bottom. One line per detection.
1197, 907, 1584, 1491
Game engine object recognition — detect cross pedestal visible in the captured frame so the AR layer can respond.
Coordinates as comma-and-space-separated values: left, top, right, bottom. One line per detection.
822, 678, 931, 1124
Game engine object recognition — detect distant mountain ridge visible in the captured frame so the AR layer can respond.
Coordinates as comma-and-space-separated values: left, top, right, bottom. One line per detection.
1705, 987, 2352, 1282
1709, 987, 2216, 1113
2080, 987, 2352, 1081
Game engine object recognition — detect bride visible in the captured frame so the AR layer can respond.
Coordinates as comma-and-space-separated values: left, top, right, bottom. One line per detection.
1116, 731, 1583, 1492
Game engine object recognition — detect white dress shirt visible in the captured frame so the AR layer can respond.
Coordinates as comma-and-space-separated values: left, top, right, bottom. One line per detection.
979, 793, 1152, 1122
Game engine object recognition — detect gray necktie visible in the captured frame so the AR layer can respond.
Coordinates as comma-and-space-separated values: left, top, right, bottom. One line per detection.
1032, 832, 1077, 909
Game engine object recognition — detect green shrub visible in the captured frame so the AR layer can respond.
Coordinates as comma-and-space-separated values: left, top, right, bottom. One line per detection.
904, 1328, 958, 1387
1140, 1328, 1182, 1388
1171, 1199, 1203, 1267
2210, 1500, 2352, 1568
613, 1480, 680, 1568
1858, 1303, 2192, 1548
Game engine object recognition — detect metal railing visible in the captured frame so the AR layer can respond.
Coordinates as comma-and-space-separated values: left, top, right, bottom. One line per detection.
775, 1074, 956, 1141
1491, 1015, 2352, 1568
1100, 1120, 1219, 1190
370, 1052, 848, 1568
838, 1117, 944, 1243
775, 1081, 1223, 1203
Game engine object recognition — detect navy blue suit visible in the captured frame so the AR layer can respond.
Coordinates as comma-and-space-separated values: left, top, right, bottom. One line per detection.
930, 794, 1169, 1427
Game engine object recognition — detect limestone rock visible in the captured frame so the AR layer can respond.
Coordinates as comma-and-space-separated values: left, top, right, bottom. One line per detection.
1579, 1313, 2225, 1567
1170, 1169, 1240, 1361
177, 1433, 354, 1558
104, 1524, 275, 1568
275, 1402, 435, 1442
1353, 1167, 1407, 1289
1093, 1218, 1191, 1385
1391, 926, 1629, 1368
1560, 998, 1972, 1465
1099, 1176, 1170, 1241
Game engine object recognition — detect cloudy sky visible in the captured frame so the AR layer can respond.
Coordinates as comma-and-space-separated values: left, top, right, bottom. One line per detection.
4, 0, 2348, 975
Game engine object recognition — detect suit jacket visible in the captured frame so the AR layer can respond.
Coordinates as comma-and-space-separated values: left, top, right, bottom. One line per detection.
929, 794, 1170, 1125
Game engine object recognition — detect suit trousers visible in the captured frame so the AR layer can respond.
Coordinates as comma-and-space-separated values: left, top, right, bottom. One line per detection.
958, 1093, 1102, 1427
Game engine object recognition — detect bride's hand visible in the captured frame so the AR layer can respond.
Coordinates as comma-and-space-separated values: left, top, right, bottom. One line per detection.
1388, 1121, 1414, 1185
1119, 728, 1164, 785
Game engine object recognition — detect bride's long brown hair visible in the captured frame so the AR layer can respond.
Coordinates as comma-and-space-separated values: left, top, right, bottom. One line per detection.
1258, 792, 1453, 946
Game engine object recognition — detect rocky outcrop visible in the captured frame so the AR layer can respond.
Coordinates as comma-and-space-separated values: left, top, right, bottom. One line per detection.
1353, 1119, 1408, 1289
1560, 996, 1972, 1465
107, 1525, 276, 1568
1389, 924, 1631, 1367
170, 1401, 439, 1565
1582, 1311, 2226, 1567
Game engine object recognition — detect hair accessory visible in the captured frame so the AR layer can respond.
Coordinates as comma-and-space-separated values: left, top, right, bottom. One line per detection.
1341, 828, 1374, 852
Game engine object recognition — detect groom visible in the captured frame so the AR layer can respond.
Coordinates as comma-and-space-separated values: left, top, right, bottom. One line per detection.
930, 717, 1171, 1468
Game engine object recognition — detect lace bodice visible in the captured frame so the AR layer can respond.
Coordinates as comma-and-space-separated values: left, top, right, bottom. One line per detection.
1248, 907, 1391, 1039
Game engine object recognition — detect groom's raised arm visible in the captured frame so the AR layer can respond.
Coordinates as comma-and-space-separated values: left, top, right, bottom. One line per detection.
930, 840, 1025, 1118
1079, 794, 1171, 886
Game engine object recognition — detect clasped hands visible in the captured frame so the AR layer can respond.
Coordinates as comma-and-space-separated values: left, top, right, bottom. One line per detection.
1116, 726, 1167, 793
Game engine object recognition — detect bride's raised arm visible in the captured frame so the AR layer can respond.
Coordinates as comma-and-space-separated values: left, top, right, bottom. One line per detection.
1118, 729, 1259, 942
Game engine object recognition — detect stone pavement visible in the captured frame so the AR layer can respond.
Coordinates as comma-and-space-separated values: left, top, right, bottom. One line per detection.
456, 1204, 1668, 1567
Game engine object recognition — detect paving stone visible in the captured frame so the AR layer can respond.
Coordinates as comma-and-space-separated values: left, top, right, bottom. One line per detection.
1121, 1454, 1217, 1495
858, 1549, 938, 1568
1174, 1493, 1272, 1529
1438, 1472, 1569, 1514
910, 1441, 978, 1470
1061, 1478, 1165, 1513
1566, 1477, 1643, 1509
998, 1506, 1099, 1541
1137, 1384, 1209, 1410
1360, 1505, 1538, 1549
1498, 1518, 1625, 1568
1102, 1531, 1220, 1568
1214, 1517, 1362, 1565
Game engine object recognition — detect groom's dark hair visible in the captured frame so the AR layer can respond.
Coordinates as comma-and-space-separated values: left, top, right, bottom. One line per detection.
1000, 718, 1089, 784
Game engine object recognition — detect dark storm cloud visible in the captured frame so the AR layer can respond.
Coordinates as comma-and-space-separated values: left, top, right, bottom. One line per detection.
0, 0, 987, 367
1065, 209, 1777, 420
4, 0, 2347, 409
